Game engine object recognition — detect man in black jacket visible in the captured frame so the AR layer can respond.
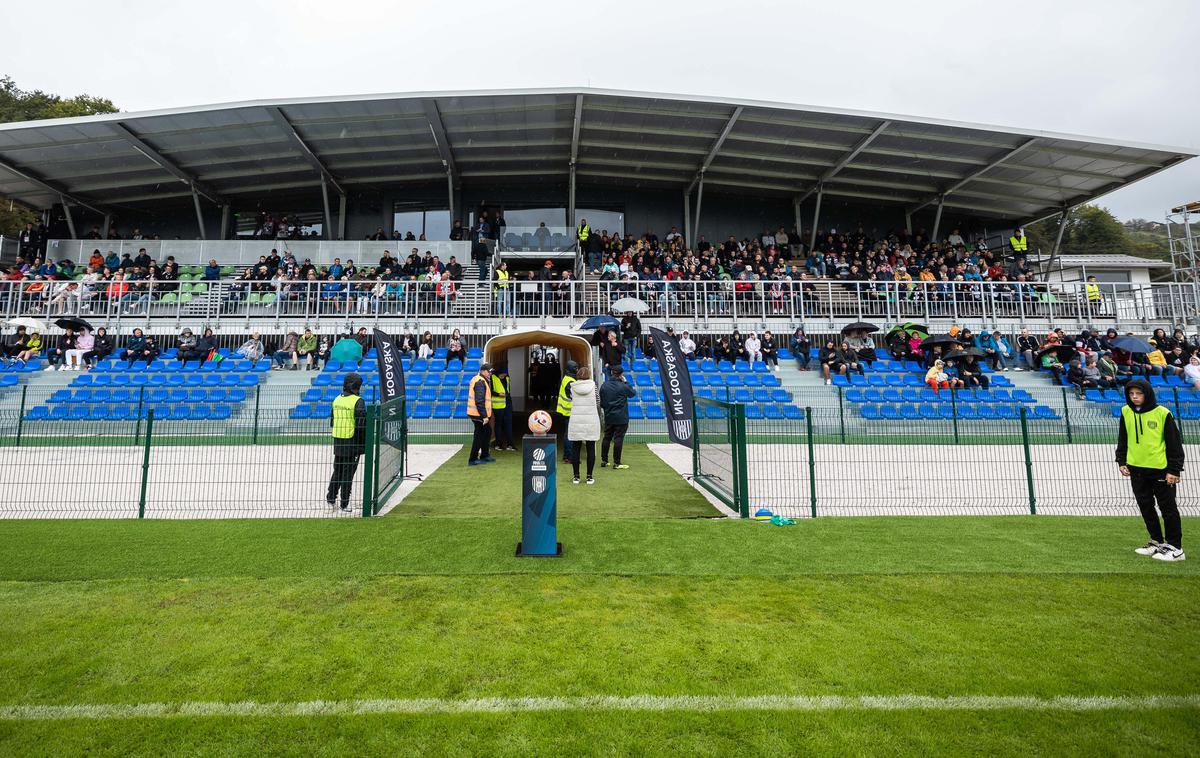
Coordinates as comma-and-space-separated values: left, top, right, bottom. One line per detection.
620, 312, 641, 360
328, 373, 367, 513
599, 365, 636, 469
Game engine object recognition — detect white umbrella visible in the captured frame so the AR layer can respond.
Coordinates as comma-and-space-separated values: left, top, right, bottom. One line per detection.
7, 317, 49, 333
610, 297, 649, 314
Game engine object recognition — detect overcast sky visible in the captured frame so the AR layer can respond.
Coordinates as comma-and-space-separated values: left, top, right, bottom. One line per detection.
6, 0, 1198, 221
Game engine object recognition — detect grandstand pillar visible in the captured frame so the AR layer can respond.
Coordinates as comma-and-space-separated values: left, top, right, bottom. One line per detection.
904, 211, 912, 234
792, 196, 802, 249
446, 171, 456, 228
931, 194, 945, 243
219, 204, 231, 240
192, 188, 207, 240
692, 174, 704, 246
320, 176, 333, 241
60, 196, 77, 239
1045, 208, 1069, 275
337, 194, 347, 241
808, 184, 823, 251
568, 162, 577, 228
683, 190, 692, 250
101, 213, 112, 239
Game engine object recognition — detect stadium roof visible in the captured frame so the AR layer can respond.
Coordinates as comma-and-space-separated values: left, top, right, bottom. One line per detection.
0, 87, 1193, 224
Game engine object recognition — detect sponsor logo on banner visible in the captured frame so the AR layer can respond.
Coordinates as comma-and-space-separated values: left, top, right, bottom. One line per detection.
532, 476, 546, 494
649, 327, 696, 448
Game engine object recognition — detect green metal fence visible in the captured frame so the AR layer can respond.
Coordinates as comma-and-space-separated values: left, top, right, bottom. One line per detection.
692, 397, 749, 518
694, 395, 1200, 519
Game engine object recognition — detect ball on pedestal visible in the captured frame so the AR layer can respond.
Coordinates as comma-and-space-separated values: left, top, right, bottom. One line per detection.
528, 410, 552, 434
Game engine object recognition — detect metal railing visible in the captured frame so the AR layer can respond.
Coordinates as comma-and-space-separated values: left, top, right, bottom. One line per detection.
2, 277, 1198, 330
45, 239, 472, 267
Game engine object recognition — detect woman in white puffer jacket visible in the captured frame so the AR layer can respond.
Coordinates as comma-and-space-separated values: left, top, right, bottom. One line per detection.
567, 365, 602, 484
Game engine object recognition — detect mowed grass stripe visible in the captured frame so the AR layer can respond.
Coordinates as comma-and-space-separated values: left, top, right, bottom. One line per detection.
4, 694, 1199, 720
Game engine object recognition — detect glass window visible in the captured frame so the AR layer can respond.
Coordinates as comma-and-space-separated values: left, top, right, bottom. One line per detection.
393, 211, 423, 239
577, 209, 624, 237
503, 207, 566, 228
424, 210, 450, 241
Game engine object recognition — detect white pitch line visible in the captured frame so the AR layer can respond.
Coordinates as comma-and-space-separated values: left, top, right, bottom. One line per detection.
2, 694, 1197, 721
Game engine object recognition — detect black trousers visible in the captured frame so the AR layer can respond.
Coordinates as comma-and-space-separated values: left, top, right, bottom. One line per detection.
469, 417, 491, 461
601, 423, 628, 465
571, 440, 596, 479
1131, 471, 1182, 548
493, 406, 514, 449
327, 450, 361, 507
555, 413, 571, 460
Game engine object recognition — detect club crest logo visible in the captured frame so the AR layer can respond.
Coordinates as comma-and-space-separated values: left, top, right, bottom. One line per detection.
532, 476, 546, 494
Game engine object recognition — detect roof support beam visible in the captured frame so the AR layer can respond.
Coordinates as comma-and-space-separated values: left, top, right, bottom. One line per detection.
422, 99, 458, 185
686, 106, 743, 194
0, 157, 107, 215
809, 184, 823, 251
931, 195, 945, 243
908, 138, 1038, 215
267, 106, 346, 196
792, 121, 889, 206
192, 187, 206, 240
109, 122, 224, 205
60, 195, 77, 239
569, 95, 583, 227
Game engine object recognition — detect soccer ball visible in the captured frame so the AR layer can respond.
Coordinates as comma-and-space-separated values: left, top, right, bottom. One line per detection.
528, 410, 553, 434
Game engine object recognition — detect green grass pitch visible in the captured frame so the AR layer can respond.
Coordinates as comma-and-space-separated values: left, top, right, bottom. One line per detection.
0, 443, 1196, 756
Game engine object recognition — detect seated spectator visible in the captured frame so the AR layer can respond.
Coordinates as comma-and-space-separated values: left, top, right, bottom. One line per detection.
743, 332, 763, 363
819, 339, 841, 386
297, 328, 317, 369
446, 329, 467, 367
417, 330, 434, 360
65, 328, 94, 370
14, 330, 42, 366
1142, 343, 1172, 377
1066, 358, 1095, 396
1098, 350, 1129, 385
196, 328, 218, 364
925, 359, 961, 393
678, 330, 696, 359
237, 332, 266, 362
1082, 354, 1113, 390
1185, 355, 1200, 390
175, 328, 203, 366
886, 329, 911, 361
846, 331, 876, 366
83, 327, 113, 368
1041, 350, 1065, 383
837, 341, 864, 377
397, 331, 417, 357
44, 328, 75, 371
203, 259, 221, 280
1016, 329, 1039, 370
120, 328, 149, 365
958, 354, 989, 389
273, 331, 300, 370
3, 326, 28, 363
792, 328, 810, 371
315, 336, 330, 368
760, 330, 778, 371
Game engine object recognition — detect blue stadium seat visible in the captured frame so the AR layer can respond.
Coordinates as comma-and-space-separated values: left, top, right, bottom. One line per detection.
290, 405, 312, 420
902, 388, 922, 403
148, 389, 168, 403
880, 405, 901, 420
1012, 389, 1034, 403
110, 389, 133, 403
68, 406, 89, 420
238, 375, 257, 387
977, 405, 998, 420
645, 405, 665, 420
437, 388, 456, 402
188, 406, 211, 420
753, 389, 771, 403
864, 388, 884, 403
303, 388, 322, 402
50, 389, 73, 403
1102, 389, 1122, 403
700, 359, 716, 372
419, 388, 437, 402
957, 404, 979, 420
1033, 405, 1059, 419
691, 374, 707, 387
168, 406, 189, 421
148, 375, 166, 387
848, 375, 866, 387
919, 404, 940, 420
628, 405, 645, 420
111, 405, 135, 421
899, 404, 920, 421
996, 405, 1020, 420
885, 374, 905, 388
771, 389, 791, 403
882, 388, 903, 403
861, 404, 881, 420
764, 405, 784, 420
697, 389, 714, 399
48, 406, 69, 420
25, 405, 49, 421
867, 375, 886, 388
761, 375, 781, 388
781, 405, 804, 420
832, 375, 850, 388
202, 375, 221, 387
86, 406, 111, 421
742, 375, 761, 388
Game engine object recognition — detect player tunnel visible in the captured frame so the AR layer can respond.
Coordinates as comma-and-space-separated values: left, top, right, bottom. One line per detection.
483, 328, 595, 416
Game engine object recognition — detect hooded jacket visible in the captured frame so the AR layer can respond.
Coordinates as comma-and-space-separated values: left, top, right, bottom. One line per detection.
1115, 379, 1184, 475
567, 379, 601, 442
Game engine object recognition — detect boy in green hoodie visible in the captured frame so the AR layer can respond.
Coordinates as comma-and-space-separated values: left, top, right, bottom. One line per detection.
1116, 379, 1185, 561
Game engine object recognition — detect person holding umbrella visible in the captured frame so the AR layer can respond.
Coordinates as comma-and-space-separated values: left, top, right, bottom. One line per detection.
843, 322, 878, 367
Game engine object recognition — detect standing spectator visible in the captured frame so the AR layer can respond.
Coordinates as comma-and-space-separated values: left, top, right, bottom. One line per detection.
1116, 380, 1185, 561
326, 373, 366, 513
491, 365, 514, 452
620, 310, 642, 360
678, 331, 697, 360
599, 330, 625, 380
555, 360, 578, 462
599, 365, 635, 470
82, 327, 113, 368
567, 366, 601, 485
792, 328, 811, 371
446, 329, 467, 368
273, 330, 300, 370
466, 363, 496, 466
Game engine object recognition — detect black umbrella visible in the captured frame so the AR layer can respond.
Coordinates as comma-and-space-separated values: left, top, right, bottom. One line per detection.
1037, 344, 1078, 364
841, 322, 879, 334
54, 317, 93, 332
919, 334, 961, 350
943, 348, 986, 360
1110, 335, 1154, 353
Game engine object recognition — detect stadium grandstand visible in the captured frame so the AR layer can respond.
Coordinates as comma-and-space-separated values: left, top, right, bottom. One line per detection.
0, 88, 1196, 443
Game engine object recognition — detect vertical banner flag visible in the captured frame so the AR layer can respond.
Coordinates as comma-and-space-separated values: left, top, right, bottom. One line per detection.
373, 329, 406, 450
648, 326, 695, 448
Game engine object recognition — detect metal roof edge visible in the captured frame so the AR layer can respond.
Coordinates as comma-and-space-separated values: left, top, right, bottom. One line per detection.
0, 86, 1195, 158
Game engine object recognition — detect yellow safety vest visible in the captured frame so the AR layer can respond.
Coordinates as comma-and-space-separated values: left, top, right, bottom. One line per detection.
494, 268, 509, 292
1009, 235, 1028, 253
1121, 405, 1170, 469
577, 224, 590, 242
556, 376, 576, 416
467, 374, 492, 418
1086, 283, 1101, 302
331, 393, 359, 439
491, 373, 508, 410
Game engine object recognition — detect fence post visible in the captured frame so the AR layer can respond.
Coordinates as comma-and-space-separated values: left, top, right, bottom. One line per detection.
805, 407, 817, 518
362, 403, 376, 518
138, 408, 155, 519
733, 402, 749, 519
252, 383, 261, 445
1019, 406, 1036, 515
15, 384, 27, 449
133, 386, 145, 444
1173, 388, 1184, 438
1060, 386, 1073, 444
837, 386, 846, 444
950, 388, 960, 444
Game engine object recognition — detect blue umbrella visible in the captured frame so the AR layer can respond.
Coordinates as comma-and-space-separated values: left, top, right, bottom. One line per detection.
1110, 335, 1154, 353
581, 315, 620, 330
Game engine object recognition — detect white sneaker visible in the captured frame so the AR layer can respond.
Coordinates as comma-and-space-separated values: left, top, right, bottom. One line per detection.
572, 476, 580, 485
586, 477, 595, 485
825, 379, 831, 385
1152, 544, 1186, 562
1134, 540, 1162, 556
43, 366, 56, 372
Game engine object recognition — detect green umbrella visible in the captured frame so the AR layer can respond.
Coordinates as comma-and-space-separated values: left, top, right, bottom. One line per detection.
330, 337, 363, 364
902, 322, 930, 339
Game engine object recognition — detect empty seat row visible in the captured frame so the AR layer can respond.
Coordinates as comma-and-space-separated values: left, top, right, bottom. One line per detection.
51, 388, 248, 404
846, 388, 1034, 404
73, 373, 260, 389
26, 404, 235, 421
0, 374, 20, 387
0, 360, 41, 373
860, 403, 1059, 421
95, 359, 271, 373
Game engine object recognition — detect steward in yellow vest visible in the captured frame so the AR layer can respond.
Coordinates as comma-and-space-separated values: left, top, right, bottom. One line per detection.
1085, 276, 1102, 303
467, 363, 495, 465
555, 360, 578, 461
327, 373, 366, 511
577, 221, 590, 243
1009, 229, 1028, 254
491, 367, 514, 450
1117, 379, 1185, 559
